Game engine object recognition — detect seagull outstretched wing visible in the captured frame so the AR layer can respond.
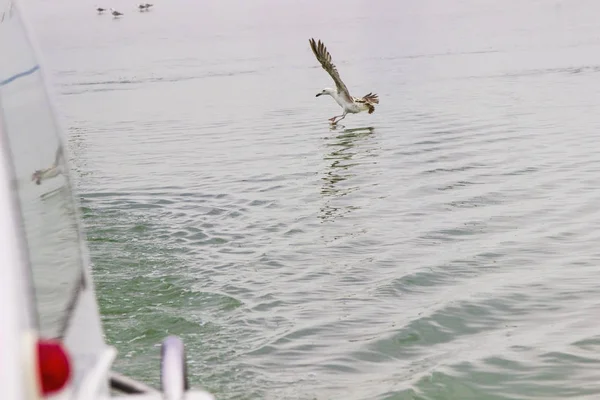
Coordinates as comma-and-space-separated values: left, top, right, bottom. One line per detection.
309, 38, 352, 103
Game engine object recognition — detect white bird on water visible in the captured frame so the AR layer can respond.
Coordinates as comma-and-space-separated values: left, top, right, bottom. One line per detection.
309, 38, 379, 125
110, 8, 123, 17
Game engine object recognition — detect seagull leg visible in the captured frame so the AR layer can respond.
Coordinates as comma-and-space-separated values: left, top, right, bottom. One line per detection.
331, 112, 347, 125
329, 112, 347, 124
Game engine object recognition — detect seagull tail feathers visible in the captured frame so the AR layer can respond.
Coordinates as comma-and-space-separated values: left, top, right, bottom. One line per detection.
362, 92, 379, 105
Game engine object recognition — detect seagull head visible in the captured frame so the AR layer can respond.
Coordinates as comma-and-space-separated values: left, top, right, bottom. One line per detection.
316, 88, 335, 98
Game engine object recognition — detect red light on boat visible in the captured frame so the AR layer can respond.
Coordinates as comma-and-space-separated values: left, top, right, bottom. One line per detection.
37, 339, 71, 395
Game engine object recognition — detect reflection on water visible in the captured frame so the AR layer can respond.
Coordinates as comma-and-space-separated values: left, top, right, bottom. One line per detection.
320, 126, 376, 222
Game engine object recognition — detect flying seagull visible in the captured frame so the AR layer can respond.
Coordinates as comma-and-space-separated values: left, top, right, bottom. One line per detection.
110, 8, 123, 17
309, 38, 379, 125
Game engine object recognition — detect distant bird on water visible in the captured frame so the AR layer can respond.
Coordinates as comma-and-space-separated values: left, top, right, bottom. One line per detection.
95, 6, 106, 13
138, 3, 153, 11
144, 3, 153, 9
110, 8, 123, 17
309, 38, 379, 125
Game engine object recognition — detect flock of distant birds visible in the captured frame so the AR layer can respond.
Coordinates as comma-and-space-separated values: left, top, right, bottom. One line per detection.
95, 3, 153, 17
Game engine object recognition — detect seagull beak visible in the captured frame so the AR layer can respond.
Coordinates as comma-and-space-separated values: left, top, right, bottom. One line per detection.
316, 93, 322, 97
